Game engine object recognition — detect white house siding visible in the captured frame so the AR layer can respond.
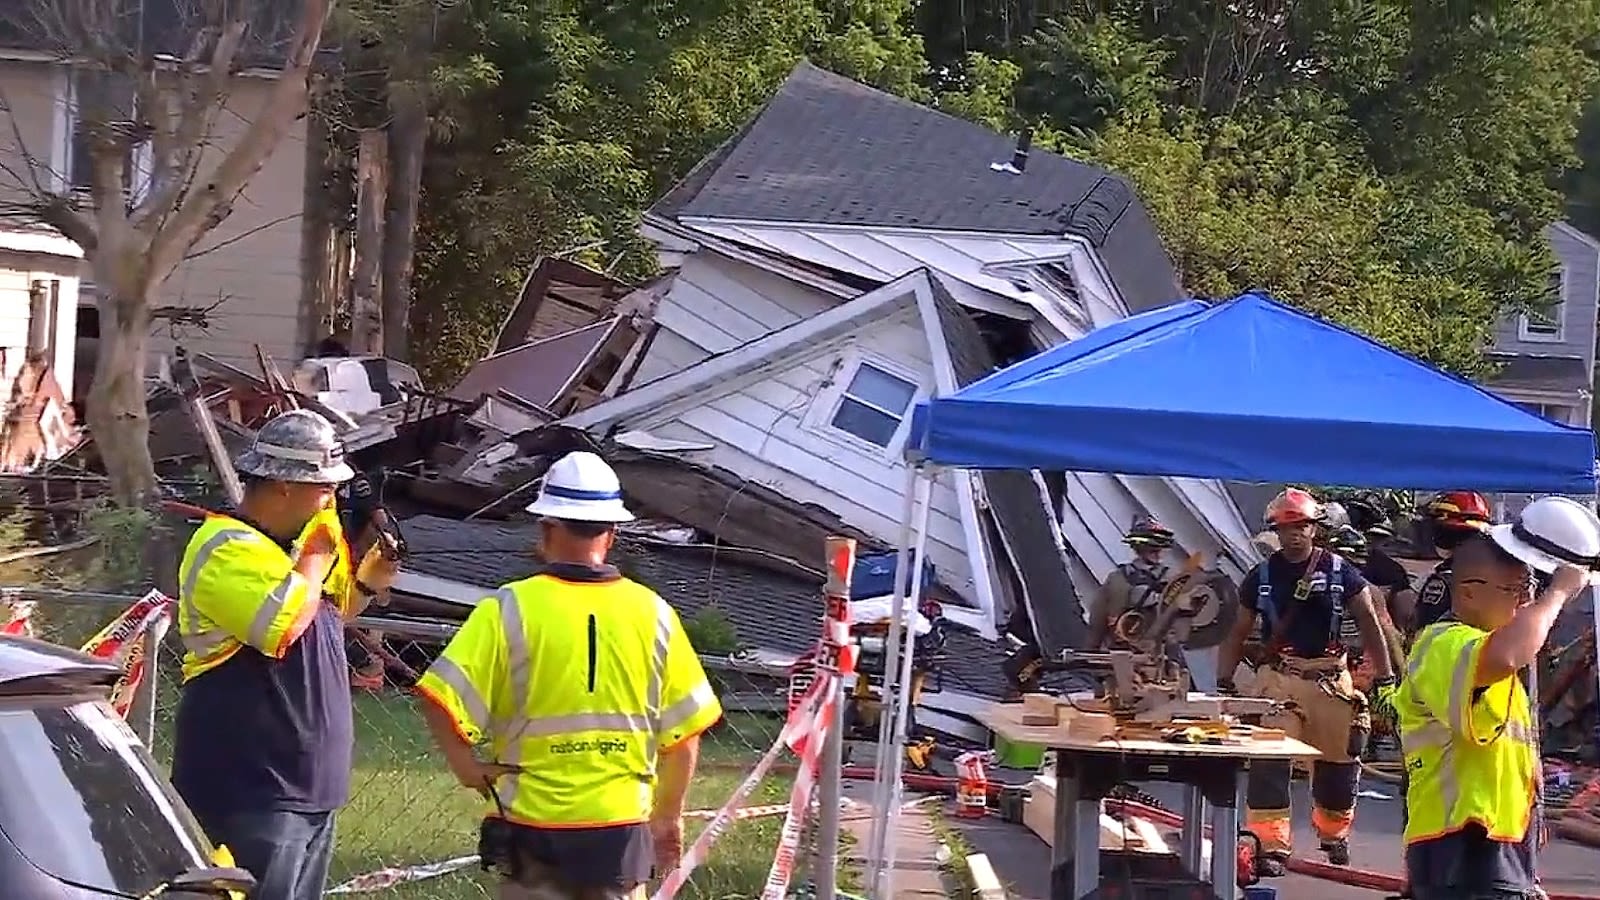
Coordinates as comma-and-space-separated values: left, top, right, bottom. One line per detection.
629, 308, 977, 598
632, 250, 836, 385
0, 249, 80, 399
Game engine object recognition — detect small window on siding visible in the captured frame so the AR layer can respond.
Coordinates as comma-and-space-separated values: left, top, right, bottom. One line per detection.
830, 362, 917, 448
1518, 270, 1566, 342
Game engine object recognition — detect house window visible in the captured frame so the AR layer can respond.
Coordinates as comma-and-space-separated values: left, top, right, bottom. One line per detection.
1515, 401, 1572, 424
829, 361, 918, 448
55, 69, 150, 198
1518, 270, 1566, 342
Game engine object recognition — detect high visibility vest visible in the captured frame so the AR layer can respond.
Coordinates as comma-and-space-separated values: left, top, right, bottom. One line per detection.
416, 573, 724, 828
1397, 621, 1538, 844
176, 512, 353, 681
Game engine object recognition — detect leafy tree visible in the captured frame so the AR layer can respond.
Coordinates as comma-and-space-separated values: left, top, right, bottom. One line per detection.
932, 3, 1597, 374
0, 0, 332, 504
408, 0, 929, 384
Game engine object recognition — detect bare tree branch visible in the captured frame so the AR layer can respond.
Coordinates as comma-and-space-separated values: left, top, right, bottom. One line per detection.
184, 211, 301, 260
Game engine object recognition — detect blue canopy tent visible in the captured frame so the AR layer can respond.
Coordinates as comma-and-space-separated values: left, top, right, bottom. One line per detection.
909, 291, 1597, 493
867, 294, 1598, 896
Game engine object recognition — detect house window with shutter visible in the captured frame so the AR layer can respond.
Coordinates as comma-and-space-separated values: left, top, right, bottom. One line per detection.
1518, 269, 1566, 342
53, 68, 152, 200
828, 361, 918, 448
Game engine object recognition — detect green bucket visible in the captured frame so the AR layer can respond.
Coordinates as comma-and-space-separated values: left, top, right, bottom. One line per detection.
994, 733, 1045, 769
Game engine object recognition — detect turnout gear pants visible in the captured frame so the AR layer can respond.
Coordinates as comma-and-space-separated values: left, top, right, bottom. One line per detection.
1245, 657, 1370, 858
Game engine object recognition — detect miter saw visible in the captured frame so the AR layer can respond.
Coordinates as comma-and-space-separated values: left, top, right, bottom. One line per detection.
1004, 550, 1241, 711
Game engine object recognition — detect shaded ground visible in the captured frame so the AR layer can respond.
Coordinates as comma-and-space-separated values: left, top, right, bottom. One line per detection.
955, 780, 1600, 899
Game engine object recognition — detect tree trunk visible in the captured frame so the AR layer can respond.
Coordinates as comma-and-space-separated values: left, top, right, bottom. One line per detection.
299, 85, 339, 354
85, 258, 157, 505
349, 128, 388, 355
380, 83, 427, 362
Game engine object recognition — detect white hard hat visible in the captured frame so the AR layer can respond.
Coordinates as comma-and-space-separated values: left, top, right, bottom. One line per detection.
235, 409, 354, 484
1488, 496, 1600, 586
525, 451, 634, 523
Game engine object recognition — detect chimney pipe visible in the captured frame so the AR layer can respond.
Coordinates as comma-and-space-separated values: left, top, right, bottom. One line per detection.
1011, 128, 1032, 173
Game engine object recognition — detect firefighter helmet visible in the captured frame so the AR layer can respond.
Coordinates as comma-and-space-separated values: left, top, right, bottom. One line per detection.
1328, 525, 1368, 564
1265, 488, 1321, 527
1125, 514, 1175, 548
1422, 491, 1492, 531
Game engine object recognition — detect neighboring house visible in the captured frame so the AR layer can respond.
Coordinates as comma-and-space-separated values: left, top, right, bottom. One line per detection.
0, 225, 81, 467
1483, 221, 1600, 429
556, 62, 1261, 656
0, 4, 313, 386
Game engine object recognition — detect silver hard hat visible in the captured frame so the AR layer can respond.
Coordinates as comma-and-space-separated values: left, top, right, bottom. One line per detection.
234, 409, 355, 485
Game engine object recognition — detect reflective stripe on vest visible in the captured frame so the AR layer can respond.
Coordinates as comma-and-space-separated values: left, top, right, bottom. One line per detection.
425, 577, 692, 826
1398, 622, 1537, 843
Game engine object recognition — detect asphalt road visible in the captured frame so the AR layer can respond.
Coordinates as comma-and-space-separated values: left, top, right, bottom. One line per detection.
953, 780, 1600, 899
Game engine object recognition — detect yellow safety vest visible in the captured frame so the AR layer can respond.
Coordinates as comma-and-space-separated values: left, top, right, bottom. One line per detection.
176, 511, 354, 681
416, 573, 723, 828
1397, 620, 1538, 844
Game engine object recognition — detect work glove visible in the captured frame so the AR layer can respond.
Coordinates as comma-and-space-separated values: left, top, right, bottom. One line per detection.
1370, 677, 1399, 720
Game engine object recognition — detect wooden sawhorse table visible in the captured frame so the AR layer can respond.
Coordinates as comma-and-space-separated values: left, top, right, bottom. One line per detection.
981, 703, 1319, 900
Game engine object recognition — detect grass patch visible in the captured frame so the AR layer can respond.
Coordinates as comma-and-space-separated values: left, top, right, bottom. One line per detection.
927, 806, 977, 899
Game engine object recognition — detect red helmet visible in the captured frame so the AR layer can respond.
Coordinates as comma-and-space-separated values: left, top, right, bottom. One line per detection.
1422, 491, 1492, 530
1265, 488, 1321, 527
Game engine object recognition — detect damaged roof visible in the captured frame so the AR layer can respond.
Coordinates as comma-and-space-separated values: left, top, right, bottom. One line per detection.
399, 514, 1012, 698
452, 320, 620, 409
1486, 353, 1593, 394
652, 61, 1182, 312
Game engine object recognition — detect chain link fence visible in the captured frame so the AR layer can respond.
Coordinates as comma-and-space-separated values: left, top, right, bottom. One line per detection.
20, 590, 842, 900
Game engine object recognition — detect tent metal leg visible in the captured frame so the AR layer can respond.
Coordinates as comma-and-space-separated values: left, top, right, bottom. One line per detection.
866, 466, 924, 890
877, 466, 936, 900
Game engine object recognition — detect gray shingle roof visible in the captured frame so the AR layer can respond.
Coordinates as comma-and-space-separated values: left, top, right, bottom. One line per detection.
1486, 353, 1592, 393
652, 61, 1183, 312
399, 514, 1013, 698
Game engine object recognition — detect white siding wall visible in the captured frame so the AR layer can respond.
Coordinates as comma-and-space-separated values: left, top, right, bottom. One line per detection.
0, 250, 80, 399
631, 270, 977, 596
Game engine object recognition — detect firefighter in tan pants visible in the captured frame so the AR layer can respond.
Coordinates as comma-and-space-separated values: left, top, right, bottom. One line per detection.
1217, 489, 1397, 877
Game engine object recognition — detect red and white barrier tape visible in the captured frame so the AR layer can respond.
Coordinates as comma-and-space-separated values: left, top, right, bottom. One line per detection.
325, 855, 481, 894
80, 590, 172, 717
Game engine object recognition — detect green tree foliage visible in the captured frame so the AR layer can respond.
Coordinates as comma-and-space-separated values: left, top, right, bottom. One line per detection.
408, 0, 927, 384
930, 2, 1600, 375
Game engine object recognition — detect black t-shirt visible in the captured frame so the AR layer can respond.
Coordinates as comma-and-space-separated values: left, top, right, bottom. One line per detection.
170, 523, 355, 824
1363, 548, 1412, 595
1414, 559, 1454, 632
1241, 551, 1369, 658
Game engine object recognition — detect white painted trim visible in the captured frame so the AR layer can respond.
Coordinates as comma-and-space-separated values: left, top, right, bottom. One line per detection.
0, 227, 83, 258
916, 280, 1001, 636
644, 213, 859, 300
681, 215, 1081, 245
804, 346, 925, 458
1552, 220, 1600, 252
48, 65, 70, 194
558, 269, 934, 431
1519, 266, 1567, 343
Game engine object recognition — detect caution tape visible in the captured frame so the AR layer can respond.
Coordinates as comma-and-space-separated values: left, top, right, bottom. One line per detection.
325, 855, 480, 894
79, 590, 172, 717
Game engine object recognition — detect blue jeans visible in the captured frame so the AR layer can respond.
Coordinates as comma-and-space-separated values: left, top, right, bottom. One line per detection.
200, 809, 337, 900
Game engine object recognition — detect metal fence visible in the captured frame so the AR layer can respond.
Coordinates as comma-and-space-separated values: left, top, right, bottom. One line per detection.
18, 589, 829, 900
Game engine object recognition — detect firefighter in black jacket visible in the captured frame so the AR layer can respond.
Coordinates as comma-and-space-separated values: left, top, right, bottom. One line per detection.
1410, 491, 1494, 639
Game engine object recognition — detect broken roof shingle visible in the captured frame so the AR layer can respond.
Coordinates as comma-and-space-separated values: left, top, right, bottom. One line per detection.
399, 514, 1012, 698
652, 61, 1183, 312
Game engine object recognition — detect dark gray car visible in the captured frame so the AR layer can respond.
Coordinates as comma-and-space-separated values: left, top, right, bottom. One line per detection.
0, 635, 254, 898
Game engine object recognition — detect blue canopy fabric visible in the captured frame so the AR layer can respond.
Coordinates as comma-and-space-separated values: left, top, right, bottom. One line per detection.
911, 292, 1597, 494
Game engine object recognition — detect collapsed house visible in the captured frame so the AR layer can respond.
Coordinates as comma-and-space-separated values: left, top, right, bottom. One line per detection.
431, 62, 1261, 672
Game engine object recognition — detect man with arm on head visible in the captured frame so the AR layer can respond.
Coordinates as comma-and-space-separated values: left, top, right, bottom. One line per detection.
1399, 496, 1600, 900
170, 410, 398, 900
416, 451, 723, 900
1217, 488, 1396, 876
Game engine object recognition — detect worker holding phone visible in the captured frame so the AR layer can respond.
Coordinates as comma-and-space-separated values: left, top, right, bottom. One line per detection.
170, 410, 398, 900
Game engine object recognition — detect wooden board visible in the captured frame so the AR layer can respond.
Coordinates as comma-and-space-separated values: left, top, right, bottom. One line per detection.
982, 701, 1320, 760
1026, 776, 1173, 854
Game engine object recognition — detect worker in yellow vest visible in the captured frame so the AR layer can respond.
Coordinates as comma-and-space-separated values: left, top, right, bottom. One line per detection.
1399, 496, 1600, 899
416, 451, 723, 900
171, 410, 396, 900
